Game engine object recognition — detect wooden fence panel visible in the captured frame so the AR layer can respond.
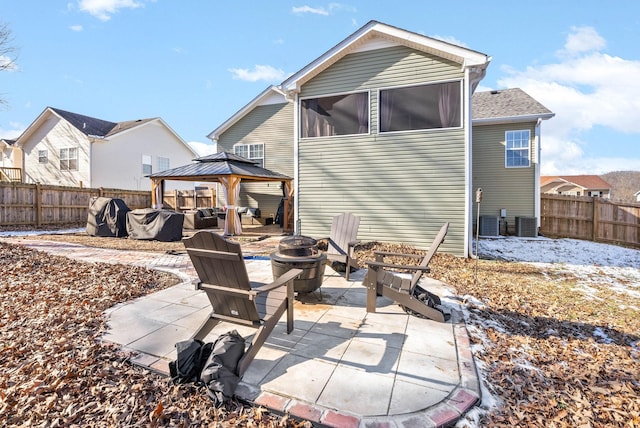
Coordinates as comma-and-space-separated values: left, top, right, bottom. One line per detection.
0, 183, 217, 228
541, 194, 640, 248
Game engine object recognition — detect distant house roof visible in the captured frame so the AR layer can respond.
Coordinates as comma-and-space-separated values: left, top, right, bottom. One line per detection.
541, 175, 612, 190
50, 107, 155, 138
472, 88, 554, 124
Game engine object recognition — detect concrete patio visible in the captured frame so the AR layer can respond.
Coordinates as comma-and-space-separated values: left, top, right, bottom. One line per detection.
2, 235, 481, 427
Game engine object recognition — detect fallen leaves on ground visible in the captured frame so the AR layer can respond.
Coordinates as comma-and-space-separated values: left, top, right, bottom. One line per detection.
0, 242, 309, 427
354, 242, 640, 427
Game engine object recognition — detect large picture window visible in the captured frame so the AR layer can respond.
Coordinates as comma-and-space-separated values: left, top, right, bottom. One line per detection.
59, 147, 78, 171
379, 81, 461, 132
300, 92, 369, 138
505, 130, 531, 168
234, 143, 264, 168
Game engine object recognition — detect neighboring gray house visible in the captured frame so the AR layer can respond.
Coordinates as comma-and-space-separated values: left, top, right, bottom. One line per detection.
208, 21, 554, 256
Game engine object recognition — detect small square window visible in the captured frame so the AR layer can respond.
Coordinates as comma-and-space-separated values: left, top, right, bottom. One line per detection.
505, 130, 531, 168
38, 150, 48, 164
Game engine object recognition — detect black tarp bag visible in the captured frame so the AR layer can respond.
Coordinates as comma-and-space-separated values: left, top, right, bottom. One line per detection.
199, 330, 246, 406
169, 339, 213, 384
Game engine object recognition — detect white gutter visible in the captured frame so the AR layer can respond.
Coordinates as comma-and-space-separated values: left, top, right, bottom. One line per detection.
534, 118, 542, 228
464, 67, 472, 258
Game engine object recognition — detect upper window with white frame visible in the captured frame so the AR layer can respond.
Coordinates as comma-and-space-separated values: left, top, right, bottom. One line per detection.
38, 150, 48, 164
505, 130, 531, 168
59, 147, 78, 171
300, 92, 369, 138
234, 143, 264, 168
142, 154, 152, 175
157, 156, 170, 172
379, 80, 462, 133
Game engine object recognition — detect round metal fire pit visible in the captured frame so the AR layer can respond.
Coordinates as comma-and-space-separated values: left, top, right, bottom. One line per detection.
278, 235, 319, 257
271, 235, 326, 294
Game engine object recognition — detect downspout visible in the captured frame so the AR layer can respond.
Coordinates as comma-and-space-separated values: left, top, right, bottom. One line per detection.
534, 118, 542, 228
291, 91, 300, 234
464, 67, 474, 258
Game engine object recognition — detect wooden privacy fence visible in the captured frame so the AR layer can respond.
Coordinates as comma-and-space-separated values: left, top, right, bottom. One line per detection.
540, 194, 640, 248
0, 183, 152, 227
0, 183, 217, 228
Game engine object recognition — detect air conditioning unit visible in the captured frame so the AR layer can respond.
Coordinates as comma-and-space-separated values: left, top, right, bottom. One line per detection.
478, 216, 499, 236
516, 216, 538, 237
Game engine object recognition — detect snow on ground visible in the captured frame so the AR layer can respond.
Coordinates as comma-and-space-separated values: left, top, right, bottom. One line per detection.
0, 227, 85, 237
456, 236, 640, 427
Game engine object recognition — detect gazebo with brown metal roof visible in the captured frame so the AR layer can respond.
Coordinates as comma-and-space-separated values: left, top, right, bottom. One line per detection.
148, 152, 293, 235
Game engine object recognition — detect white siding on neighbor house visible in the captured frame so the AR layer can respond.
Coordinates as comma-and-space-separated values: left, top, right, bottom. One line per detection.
91, 121, 196, 191
471, 122, 537, 230
217, 102, 294, 220
297, 45, 467, 255
22, 115, 91, 187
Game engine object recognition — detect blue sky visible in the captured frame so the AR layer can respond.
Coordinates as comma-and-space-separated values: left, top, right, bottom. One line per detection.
1, 0, 639, 175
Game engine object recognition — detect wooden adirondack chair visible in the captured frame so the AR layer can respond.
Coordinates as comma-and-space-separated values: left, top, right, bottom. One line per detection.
365, 223, 449, 322
323, 212, 361, 280
183, 231, 302, 377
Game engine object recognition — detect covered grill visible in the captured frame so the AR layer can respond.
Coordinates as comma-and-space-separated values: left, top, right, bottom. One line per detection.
271, 236, 327, 294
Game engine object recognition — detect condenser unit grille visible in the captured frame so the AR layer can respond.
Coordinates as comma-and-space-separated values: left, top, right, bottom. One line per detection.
479, 216, 499, 236
516, 216, 538, 237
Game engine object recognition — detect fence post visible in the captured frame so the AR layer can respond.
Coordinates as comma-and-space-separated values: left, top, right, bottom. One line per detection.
592, 197, 599, 242
35, 183, 42, 227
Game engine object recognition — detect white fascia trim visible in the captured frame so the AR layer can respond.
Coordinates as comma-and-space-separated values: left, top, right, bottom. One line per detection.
473, 113, 555, 126
207, 86, 287, 141
281, 21, 490, 94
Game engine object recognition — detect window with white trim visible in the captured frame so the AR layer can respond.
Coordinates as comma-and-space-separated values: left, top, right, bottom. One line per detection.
379, 81, 461, 132
38, 150, 48, 164
142, 154, 152, 175
234, 143, 264, 168
157, 156, 170, 172
505, 130, 531, 168
59, 147, 78, 171
300, 92, 369, 138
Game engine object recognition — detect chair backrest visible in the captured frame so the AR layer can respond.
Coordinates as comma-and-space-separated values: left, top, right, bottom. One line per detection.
327, 212, 360, 256
410, 222, 449, 289
183, 231, 260, 322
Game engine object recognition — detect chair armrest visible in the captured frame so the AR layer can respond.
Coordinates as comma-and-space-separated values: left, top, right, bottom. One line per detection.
365, 260, 431, 273
253, 268, 303, 293
373, 250, 423, 260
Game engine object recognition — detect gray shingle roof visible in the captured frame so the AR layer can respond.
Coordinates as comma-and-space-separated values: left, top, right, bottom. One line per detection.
472, 88, 553, 120
50, 107, 155, 137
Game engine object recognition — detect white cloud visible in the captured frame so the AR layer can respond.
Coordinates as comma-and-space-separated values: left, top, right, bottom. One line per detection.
497, 26, 640, 175
292, 5, 329, 16
228, 65, 287, 82
0, 55, 18, 71
291, 3, 356, 16
431, 34, 468, 48
0, 122, 26, 139
70, 24, 83, 32
78, 0, 143, 21
188, 141, 215, 157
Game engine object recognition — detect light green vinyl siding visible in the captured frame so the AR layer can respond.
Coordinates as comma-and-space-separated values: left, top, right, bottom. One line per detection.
472, 123, 537, 232
298, 46, 467, 255
217, 102, 293, 220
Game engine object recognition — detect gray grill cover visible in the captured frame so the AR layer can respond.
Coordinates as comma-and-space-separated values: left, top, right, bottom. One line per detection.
126, 208, 184, 242
86, 197, 130, 237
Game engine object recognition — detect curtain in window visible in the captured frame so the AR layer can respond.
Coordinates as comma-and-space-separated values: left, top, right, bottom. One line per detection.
357, 94, 368, 133
302, 99, 319, 138
380, 91, 394, 132
438, 83, 459, 128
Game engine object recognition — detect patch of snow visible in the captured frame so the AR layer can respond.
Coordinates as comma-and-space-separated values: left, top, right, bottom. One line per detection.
0, 228, 85, 237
